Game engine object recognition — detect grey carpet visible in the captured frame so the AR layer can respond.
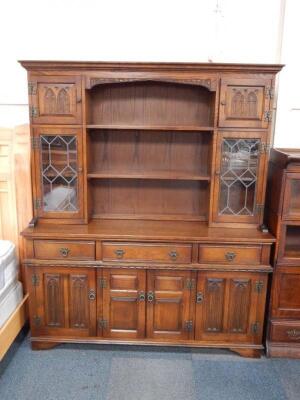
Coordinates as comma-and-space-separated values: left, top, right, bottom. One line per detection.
0, 335, 299, 400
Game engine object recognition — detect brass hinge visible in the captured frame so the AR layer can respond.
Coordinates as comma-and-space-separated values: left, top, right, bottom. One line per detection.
34, 198, 42, 209
185, 278, 196, 290
98, 319, 108, 329
265, 87, 274, 99
32, 274, 40, 286
30, 106, 39, 118
184, 320, 193, 332
255, 281, 264, 293
33, 316, 41, 327
28, 82, 37, 95
98, 278, 107, 289
263, 110, 272, 122
31, 136, 40, 149
251, 322, 260, 335
255, 204, 264, 215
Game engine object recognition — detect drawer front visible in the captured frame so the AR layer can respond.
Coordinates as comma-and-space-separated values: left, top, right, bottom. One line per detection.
101, 242, 192, 263
34, 240, 95, 260
199, 244, 261, 265
270, 321, 300, 343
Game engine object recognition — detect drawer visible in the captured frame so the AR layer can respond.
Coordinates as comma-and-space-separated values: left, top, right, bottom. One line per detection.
33, 240, 95, 260
199, 244, 261, 265
101, 242, 192, 263
270, 321, 300, 343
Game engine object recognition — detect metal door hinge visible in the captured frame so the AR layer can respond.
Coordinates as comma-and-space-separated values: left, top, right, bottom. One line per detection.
98, 319, 108, 329
263, 110, 272, 122
265, 87, 274, 99
34, 198, 42, 210
185, 278, 196, 290
255, 204, 265, 215
30, 106, 39, 118
184, 320, 193, 332
31, 136, 40, 149
251, 322, 260, 335
255, 281, 264, 293
33, 316, 41, 327
28, 82, 37, 95
88, 289, 96, 301
32, 274, 40, 286
98, 278, 107, 289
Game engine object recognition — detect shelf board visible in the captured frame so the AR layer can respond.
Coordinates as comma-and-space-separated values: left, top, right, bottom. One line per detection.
87, 171, 211, 181
86, 124, 214, 132
92, 213, 206, 222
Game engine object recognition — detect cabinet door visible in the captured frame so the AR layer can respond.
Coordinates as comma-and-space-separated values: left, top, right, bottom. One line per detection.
27, 266, 96, 337
219, 78, 272, 128
146, 270, 193, 340
29, 76, 82, 124
212, 131, 267, 224
271, 267, 300, 318
282, 173, 300, 220
32, 127, 84, 221
100, 269, 146, 339
195, 272, 267, 343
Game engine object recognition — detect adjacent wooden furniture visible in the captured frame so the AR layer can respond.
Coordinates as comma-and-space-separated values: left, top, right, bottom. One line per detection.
20, 61, 282, 357
266, 149, 300, 358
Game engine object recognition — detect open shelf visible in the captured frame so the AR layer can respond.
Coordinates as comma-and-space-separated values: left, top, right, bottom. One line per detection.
87, 171, 211, 181
283, 225, 300, 259
86, 124, 214, 132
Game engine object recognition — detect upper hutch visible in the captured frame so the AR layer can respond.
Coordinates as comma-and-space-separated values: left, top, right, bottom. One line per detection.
20, 61, 282, 357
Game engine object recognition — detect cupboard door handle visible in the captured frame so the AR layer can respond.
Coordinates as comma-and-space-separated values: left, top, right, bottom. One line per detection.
59, 247, 70, 257
88, 289, 96, 301
225, 252, 236, 262
196, 292, 204, 304
139, 291, 146, 301
114, 249, 125, 259
169, 250, 178, 261
147, 291, 155, 303
220, 100, 226, 106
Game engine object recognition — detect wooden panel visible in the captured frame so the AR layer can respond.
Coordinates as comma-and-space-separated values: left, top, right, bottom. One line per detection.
282, 173, 300, 220
199, 244, 261, 265
101, 269, 146, 339
34, 240, 95, 260
90, 179, 209, 221
219, 78, 271, 128
88, 81, 214, 127
278, 225, 300, 264
147, 270, 192, 340
270, 320, 300, 343
31, 76, 82, 124
227, 279, 251, 333
201, 278, 226, 333
102, 242, 192, 263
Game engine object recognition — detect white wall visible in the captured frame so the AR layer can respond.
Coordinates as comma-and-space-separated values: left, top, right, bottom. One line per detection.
0, 0, 298, 147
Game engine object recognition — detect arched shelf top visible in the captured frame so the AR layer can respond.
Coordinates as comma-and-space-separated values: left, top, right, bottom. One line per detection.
86, 77, 217, 92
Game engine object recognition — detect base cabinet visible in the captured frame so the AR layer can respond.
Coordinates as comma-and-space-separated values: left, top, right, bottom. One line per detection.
27, 266, 268, 351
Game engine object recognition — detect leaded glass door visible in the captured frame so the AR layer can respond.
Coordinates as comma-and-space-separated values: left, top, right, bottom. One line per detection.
33, 127, 84, 221
212, 131, 267, 224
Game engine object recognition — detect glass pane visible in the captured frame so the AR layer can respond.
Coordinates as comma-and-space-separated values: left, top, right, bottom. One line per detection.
218, 138, 260, 216
288, 180, 300, 216
284, 226, 300, 258
40, 135, 78, 212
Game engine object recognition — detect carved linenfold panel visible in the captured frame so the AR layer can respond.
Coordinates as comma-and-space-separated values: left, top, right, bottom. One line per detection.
45, 274, 64, 327
70, 275, 88, 328
87, 77, 216, 91
57, 88, 71, 114
204, 278, 225, 332
44, 88, 56, 114
228, 279, 251, 333
231, 89, 258, 118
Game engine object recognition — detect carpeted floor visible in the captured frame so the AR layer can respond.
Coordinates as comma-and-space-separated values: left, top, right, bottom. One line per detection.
0, 334, 300, 400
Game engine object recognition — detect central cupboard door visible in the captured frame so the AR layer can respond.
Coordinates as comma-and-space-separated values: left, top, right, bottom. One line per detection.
146, 270, 193, 340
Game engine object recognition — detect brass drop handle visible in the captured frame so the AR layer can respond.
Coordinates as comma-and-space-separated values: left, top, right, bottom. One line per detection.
225, 252, 236, 262
196, 292, 204, 304
169, 250, 178, 261
147, 291, 155, 303
88, 289, 96, 301
114, 249, 125, 259
59, 247, 70, 257
287, 329, 300, 340
139, 291, 146, 302
220, 100, 226, 106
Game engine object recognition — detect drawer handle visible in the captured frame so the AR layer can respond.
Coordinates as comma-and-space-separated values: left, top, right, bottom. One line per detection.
59, 247, 70, 257
287, 329, 300, 340
147, 291, 155, 303
139, 291, 146, 302
169, 250, 178, 261
88, 289, 96, 301
225, 252, 236, 262
196, 292, 204, 304
114, 249, 125, 259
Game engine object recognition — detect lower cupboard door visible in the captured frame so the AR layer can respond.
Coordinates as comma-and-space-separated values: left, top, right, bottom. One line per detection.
194, 271, 268, 343
146, 270, 193, 340
100, 269, 146, 339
